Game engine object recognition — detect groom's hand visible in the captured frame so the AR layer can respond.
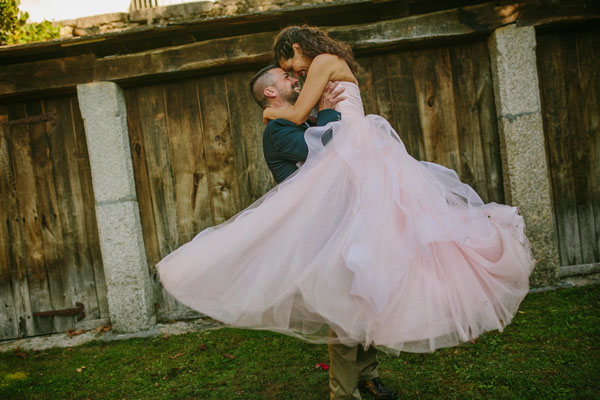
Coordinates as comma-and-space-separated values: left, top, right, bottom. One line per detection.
318, 81, 345, 112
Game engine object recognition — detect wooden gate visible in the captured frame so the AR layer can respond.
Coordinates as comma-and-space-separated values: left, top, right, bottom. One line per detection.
125, 37, 504, 322
537, 26, 600, 269
0, 94, 109, 340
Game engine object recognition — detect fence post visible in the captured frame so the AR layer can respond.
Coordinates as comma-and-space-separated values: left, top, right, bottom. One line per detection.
488, 25, 560, 286
77, 82, 156, 332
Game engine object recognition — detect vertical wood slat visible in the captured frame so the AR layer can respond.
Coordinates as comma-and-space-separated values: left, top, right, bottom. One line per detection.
538, 28, 600, 266
25, 98, 72, 333
413, 47, 461, 173
0, 94, 108, 340
385, 52, 426, 161
225, 70, 275, 207
0, 105, 21, 339
196, 75, 242, 224
449, 44, 486, 199
163, 80, 211, 317
163, 80, 212, 243
577, 30, 600, 263
69, 96, 109, 320
126, 84, 181, 316
572, 31, 599, 264
124, 39, 505, 321
559, 32, 586, 265
471, 41, 504, 204
136, 85, 180, 260
8, 102, 54, 335
44, 96, 103, 322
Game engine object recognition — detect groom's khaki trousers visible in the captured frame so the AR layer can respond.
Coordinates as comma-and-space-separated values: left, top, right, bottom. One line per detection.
328, 327, 379, 400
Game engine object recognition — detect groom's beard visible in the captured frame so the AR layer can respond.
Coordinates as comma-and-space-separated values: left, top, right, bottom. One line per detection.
286, 82, 301, 104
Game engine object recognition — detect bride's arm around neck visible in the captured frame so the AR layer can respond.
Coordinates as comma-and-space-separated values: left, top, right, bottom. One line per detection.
264, 54, 353, 125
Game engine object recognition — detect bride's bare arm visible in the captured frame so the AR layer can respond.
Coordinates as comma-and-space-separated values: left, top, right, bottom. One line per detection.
263, 54, 340, 125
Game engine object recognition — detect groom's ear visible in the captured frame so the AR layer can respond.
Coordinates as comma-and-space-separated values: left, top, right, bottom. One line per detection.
264, 87, 277, 99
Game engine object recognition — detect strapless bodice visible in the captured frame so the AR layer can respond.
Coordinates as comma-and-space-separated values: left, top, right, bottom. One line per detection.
334, 82, 365, 118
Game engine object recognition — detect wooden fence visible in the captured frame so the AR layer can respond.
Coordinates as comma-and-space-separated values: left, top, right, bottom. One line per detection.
0, 0, 598, 338
537, 26, 600, 269
124, 38, 505, 320
0, 94, 109, 340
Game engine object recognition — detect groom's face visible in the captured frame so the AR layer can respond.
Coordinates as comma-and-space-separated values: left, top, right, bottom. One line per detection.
271, 68, 300, 104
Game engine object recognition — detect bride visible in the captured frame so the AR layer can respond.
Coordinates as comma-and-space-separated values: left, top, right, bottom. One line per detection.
157, 25, 535, 354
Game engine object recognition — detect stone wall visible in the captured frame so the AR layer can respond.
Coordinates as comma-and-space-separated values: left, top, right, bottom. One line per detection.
57, 0, 341, 38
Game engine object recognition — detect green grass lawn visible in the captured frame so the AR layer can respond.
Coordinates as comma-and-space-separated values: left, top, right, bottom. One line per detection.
1, 285, 598, 400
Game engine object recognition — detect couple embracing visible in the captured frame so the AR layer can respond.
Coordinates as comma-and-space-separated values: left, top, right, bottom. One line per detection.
158, 25, 534, 399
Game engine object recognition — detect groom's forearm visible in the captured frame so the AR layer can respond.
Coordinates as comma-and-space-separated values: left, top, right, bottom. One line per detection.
316, 109, 341, 126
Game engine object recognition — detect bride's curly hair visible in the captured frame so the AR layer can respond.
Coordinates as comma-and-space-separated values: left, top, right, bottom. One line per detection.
273, 25, 361, 74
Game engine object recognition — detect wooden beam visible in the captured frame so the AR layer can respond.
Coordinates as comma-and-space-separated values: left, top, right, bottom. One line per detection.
329, 1, 520, 51
0, 55, 96, 98
95, 31, 275, 83
0, 0, 598, 98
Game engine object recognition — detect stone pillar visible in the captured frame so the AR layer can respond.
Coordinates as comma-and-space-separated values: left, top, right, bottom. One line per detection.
488, 25, 560, 286
77, 82, 155, 332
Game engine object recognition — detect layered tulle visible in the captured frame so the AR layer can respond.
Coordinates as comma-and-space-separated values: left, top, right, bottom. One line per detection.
157, 82, 535, 353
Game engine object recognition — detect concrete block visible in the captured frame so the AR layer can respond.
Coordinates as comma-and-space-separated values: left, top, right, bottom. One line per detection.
96, 201, 155, 332
488, 25, 561, 286
77, 82, 137, 204
488, 25, 541, 116
77, 81, 156, 333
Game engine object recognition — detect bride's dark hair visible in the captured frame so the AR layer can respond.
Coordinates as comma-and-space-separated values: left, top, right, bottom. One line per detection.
273, 25, 361, 74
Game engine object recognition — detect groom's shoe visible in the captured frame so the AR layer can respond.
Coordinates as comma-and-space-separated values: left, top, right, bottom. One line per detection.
358, 377, 398, 399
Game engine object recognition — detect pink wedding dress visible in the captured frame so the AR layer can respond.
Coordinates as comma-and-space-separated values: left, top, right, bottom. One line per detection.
157, 82, 535, 354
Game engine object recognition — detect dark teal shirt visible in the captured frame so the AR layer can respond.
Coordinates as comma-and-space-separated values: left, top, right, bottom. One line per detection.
262, 109, 341, 183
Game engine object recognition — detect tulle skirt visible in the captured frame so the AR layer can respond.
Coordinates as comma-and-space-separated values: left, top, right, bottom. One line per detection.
157, 114, 535, 354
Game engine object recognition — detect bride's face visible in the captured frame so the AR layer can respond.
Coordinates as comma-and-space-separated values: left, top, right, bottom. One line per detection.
279, 43, 312, 78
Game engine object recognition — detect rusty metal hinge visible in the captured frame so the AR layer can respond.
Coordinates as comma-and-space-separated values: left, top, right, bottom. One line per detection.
2, 111, 57, 126
33, 302, 85, 321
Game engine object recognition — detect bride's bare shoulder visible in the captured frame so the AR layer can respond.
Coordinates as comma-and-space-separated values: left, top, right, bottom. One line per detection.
312, 54, 357, 84
313, 53, 345, 65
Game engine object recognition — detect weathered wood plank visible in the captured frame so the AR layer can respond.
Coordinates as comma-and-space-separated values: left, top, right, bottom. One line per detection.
25, 99, 73, 332
161, 79, 211, 317
517, 0, 600, 28
0, 105, 19, 339
129, 84, 181, 315
196, 75, 242, 224
449, 43, 488, 200
123, 87, 164, 315
163, 80, 212, 243
471, 40, 504, 203
124, 88, 160, 269
386, 52, 426, 161
0, 54, 96, 97
8, 102, 55, 335
370, 53, 396, 131
555, 31, 589, 265
95, 32, 275, 83
134, 84, 180, 258
1, 2, 599, 98
577, 29, 600, 262
413, 48, 461, 172
225, 70, 275, 206
69, 96, 109, 319
43, 95, 101, 321
537, 33, 581, 266
355, 56, 379, 117
572, 30, 599, 264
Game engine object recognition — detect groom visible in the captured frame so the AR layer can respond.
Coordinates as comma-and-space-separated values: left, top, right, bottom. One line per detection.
249, 64, 398, 400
